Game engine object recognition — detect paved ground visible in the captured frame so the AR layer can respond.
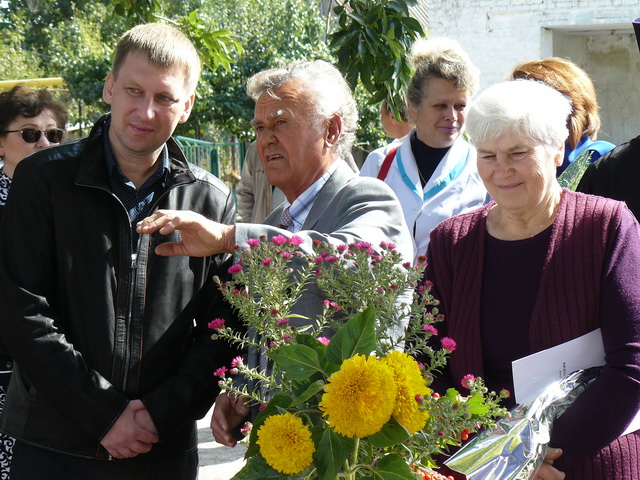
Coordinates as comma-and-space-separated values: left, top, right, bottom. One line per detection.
197, 405, 247, 480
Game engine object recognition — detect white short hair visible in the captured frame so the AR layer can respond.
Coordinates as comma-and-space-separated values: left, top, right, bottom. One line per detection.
466, 79, 571, 148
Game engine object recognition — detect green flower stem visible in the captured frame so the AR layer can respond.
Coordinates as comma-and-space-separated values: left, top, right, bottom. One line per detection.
338, 437, 360, 480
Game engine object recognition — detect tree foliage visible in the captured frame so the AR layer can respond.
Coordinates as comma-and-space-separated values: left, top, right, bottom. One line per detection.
0, 0, 424, 151
191, 0, 331, 141
329, 0, 425, 122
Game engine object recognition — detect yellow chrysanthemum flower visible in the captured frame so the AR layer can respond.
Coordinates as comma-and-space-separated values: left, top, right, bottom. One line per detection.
257, 412, 315, 475
382, 350, 431, 434
319, 354, 397, 438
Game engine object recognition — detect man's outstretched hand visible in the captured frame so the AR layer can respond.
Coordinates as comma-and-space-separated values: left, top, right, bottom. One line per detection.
137, 210, 236, 257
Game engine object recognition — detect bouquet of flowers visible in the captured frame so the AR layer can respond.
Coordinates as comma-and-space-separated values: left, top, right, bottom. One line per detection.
444, 367, 602, 480
210, 235, 509, 480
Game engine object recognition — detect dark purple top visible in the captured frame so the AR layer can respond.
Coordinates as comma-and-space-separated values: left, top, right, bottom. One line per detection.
480, 226, 551, 404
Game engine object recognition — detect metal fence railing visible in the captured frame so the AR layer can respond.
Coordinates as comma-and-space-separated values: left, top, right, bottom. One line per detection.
175, 136, 245, 192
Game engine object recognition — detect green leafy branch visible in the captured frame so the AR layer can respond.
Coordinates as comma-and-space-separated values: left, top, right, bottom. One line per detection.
329, 0, 425, 121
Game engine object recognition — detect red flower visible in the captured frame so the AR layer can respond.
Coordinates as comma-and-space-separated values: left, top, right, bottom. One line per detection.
208, 318, 225, 330
441, 337, 457, 352
231, 356, 244, 368
461, 374, 476, 389
289, 235, 303, 246
228, 264, 243, 274
272, 235, 287, 245
422, 324, 438, 336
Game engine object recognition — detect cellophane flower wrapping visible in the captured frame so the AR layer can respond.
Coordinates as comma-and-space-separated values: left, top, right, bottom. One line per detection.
444, 366, 602, 480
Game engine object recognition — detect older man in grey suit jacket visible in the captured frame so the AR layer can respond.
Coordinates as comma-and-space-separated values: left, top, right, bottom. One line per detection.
137, 60, 413, 446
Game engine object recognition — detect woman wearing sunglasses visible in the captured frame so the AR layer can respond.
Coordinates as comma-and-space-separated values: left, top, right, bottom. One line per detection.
0, 85, 67, 479
0, 85, 68, 220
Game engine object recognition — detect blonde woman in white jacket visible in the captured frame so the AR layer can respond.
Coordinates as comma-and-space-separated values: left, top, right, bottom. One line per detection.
361, 37, 488, 263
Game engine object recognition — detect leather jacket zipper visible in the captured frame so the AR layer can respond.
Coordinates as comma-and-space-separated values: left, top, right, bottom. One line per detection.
121, 251, 139, 389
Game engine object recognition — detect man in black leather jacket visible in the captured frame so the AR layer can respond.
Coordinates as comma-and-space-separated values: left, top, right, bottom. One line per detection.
0, 23, 239, 480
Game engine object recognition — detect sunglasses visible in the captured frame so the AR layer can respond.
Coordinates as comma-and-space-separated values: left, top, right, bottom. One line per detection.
0, 128, 65, 144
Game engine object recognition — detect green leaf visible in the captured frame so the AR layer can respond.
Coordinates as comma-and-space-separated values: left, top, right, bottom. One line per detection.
347, 12, 366, 26
467, 392, 491, 416
326, 305, 376, 364
232, 455, 281, 480
269, 344, 323, 381
313, 427, 354, 480
445, 388, 461, 401
367, 418, 411, 448
289, 379, 326, 408
375, 453, 417, 479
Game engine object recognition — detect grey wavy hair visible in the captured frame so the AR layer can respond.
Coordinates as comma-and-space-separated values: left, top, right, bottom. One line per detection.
407, 37, 480, 110
466, 79, 571, 148
246, 60, 358, 160
112, 23, 201, 94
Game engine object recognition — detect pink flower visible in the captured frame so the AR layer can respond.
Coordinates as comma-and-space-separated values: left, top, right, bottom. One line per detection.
231, 356, 244, 368
228, 264, 243, 274
282, 334, 292, 341
289, 235, 303, 246
213, 366, 228, 378
247, 238, 260, 247
240, 422, 252, 435
324, 300, 342, 310
262, 257, 272, 266
272, 235, 287, 245
317, 336, 330, 346
208, 318, 225, 330
276, 318, 289, 327
461, 374, 476, 389
336, 244, 348, 252
415, 394, 424, 404
355, 241, 372, 250
441, 337, 457, 352
281, 251, 292, 259
422, 324, 438, 336
417, 362, 425, 370
258, 404, 267, 411
325, 256, 340, 263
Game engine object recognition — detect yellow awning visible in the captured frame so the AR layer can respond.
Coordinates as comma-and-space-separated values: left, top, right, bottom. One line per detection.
0, 77, 65, 89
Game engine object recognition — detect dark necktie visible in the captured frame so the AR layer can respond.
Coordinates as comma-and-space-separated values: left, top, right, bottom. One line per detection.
278, 206, 293, 231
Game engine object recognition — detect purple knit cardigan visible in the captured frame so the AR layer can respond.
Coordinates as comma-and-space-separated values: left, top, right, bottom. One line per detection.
427, 189, 640, 479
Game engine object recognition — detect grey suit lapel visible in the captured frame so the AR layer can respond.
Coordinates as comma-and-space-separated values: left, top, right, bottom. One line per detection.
302, 160, 355, 230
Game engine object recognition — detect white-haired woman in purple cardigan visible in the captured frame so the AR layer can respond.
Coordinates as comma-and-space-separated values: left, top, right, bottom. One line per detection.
425, 79, 640, 480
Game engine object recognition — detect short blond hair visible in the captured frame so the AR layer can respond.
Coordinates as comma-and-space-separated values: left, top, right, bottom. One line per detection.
407, 37, 479, 111
112, 23, 201, 94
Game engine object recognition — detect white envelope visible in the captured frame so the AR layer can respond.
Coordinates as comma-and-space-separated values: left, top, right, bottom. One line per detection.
512, 328, 640, 436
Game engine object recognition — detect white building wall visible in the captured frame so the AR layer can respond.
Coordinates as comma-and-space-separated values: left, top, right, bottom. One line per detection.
426, 1, 639, 145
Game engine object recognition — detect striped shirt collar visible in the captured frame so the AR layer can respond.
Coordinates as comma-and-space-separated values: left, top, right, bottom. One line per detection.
284, 161, 339, 232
